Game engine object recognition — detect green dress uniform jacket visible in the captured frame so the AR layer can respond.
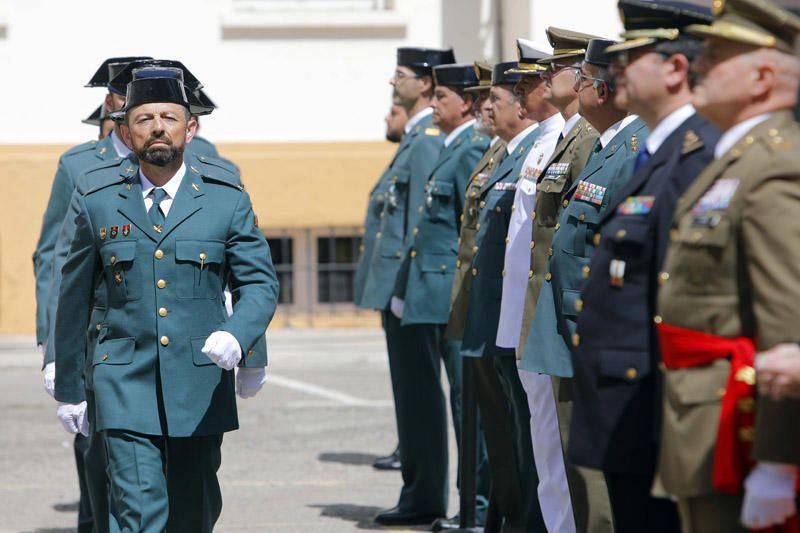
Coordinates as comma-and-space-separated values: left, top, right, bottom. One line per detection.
520, 118, 648, 377
354, 158, 399, 305
657, 110, 800, 498
359, 115, 444, 310
460, 129, 541, 356
34, 135, 119, 346
395, 123, 490, 325
517, 117, 598, 355
445, 138, 507, 340
189, 136, 220, 159
53, 156, 279, 437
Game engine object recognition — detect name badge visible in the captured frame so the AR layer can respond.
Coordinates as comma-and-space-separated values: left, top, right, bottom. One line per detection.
574, 180, 607, 206
617, 195, 654, 215
691, 178, 740, 215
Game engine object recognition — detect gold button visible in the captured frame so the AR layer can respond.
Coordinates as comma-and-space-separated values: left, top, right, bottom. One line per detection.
579, 213, 585, 221
247, 350, 254, 357
659, 272, 669, 285
593, 234, 601, 246
554, 223, 560, 230
460, 214, 464, 222
157, 279, 167, 289
653, 315, 663, 324
154, 249, 164, 259
456, 259, 462, 268
101, 354, 109, 361
496, 206, 501, 212
359, 244, 365, 252
670, 229, 678, 241
413, 228, 419, 235
718, 388, 727, 399
572, 333, 580, 347
476, 223, 481, 230
575, 299, 583, 312
96, 323, 102, 332
616, 229, 627, 238
582, 266, 590, 278
410, 250, 417, 258
110, 255, 116, 265
528, 270, 534, 279
737, 397, 754, 412
472, 245, 479, 253
159, 308, 168, 317
502, 270, 506, 277
505, 237, 510, 244
545, 272, 552, 281
160, 336, 169, 346
626, 367, 638, 379
532, 212, 536, 221
480, 201, 486, 208
395, 251, 402, 257
692, 231, 703, 242
472, 268, 478, 276
548, 247, 554, 256
440, 264, 447, 271
512, 205, 516, 211
563, 199, 569, 208
739, 427, 755, 442
530, 241, 535, 250
392, 175, 398, 181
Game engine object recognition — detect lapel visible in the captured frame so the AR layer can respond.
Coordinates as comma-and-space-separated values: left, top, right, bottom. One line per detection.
116, 158, 159, 243
472, 141, 507, 194
480, 126, 540, 195
157, 156, 207, 242
390, 128, 415, 167
428, 123, 474, 178
601, 113, 702, 223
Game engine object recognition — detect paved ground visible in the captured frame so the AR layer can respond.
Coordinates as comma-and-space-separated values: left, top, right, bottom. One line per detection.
0, 329, 460, 532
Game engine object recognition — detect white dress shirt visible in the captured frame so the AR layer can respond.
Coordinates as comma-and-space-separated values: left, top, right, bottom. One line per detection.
714, 113, 772, 160
110, 130, 132, 158
404, 107, 434, 135
561, 113, 582, 140
139, 163, 186, 217
645, 103, 696, 155
496, 112, 565, 348
444, 119, 476, 148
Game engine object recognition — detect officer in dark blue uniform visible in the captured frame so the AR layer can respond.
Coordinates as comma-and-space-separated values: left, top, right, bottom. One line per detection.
569, 2, 719, 532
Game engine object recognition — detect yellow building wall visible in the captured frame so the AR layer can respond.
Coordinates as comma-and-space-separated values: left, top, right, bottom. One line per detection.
0, 141, 394, 335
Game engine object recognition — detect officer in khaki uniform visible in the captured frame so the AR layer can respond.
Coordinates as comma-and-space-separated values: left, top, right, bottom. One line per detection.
377, 64, 490, 527
446, 61, 507, 341
53, 69, 278, 532
459, 62, 546, 533
655, 1, 800, 531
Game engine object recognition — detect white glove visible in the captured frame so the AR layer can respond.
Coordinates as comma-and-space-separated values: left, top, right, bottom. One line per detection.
201, 331, 242, 370
56, 401, 89, 436
390, 296, 405, 319
224, 288, 234, 317
741, 462, 798, 528
236, 367, 267, 399
43, 362, 56, 397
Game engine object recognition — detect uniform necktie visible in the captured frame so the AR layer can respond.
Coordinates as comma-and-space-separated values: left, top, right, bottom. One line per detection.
148, 188, 168, 232
633, 149, 651, 172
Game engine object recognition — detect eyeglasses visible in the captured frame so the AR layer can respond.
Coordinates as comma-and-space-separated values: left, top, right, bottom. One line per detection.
391, 70, 421, 82
574, 69, 606, 89
547, 62, 579, 74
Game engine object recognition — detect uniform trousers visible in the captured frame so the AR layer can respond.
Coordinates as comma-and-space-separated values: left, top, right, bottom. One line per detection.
84, 391, 118, 533
103, 430, 223, 533
492, 355, 547, 532
518, 369, 576, 532
384, 313, 490, 517
677, 494, 746, 533
604, 472, 680, 533
73, 433, 92, 533
549, 376, 615, 533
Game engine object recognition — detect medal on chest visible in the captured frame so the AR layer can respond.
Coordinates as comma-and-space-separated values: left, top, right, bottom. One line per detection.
574, 180, 607, 206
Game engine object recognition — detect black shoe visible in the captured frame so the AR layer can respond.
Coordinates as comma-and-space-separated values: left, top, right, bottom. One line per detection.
374, 506, 442, 526
431, 515, 462, 531
372, 446, 401, 471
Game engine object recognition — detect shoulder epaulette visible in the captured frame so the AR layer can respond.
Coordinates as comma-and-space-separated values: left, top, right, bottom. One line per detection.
765, 127, 794, 152
189, 153, 243, 190
425, 127, 441, 136
62, 140, 98, 159
681, 130, 704, 155
82, 158, 128, 195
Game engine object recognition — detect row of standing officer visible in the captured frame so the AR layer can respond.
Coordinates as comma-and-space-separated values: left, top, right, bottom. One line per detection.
354, 0, 800, 531
33, 58, 276, 531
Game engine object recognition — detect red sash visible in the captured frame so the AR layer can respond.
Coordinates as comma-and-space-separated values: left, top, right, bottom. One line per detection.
656, 322, 756, 495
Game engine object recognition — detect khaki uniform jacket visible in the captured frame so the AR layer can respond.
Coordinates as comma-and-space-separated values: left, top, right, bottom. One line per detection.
657, 110, 800, 497
517, 117, 598, 355
446, 139, 507, 340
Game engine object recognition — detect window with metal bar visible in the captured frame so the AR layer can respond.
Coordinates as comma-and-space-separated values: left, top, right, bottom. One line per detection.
317, 235, 362, 303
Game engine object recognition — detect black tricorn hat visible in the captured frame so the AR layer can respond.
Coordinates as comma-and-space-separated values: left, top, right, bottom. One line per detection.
82, 105, 106, 126
111, 67, 213, 121
586, 39, 619, 67
85, 56, 153, 93
492, 61, 525, 86
194, 88, 216, 109
433, 63, 480, 88
397, 47, 456, 71
109, 59, 203, 95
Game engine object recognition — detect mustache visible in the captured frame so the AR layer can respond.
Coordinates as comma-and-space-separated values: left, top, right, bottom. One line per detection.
146, 133, 173, 148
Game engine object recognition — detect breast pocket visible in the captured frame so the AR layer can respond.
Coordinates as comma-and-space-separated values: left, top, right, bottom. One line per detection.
673, 213, 731, 288
565, 202, 602, 257
175, 240, 226, 299
427, 180, 455, 224
535, 175, 569, 228
100, 240, 140, 302
605, 217, 652, 258
484, 189, 514, 245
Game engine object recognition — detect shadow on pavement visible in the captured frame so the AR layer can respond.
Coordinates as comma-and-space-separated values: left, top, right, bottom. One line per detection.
309, 503, 431, 531
317, 451, 380, 466
52, 501, 79, 512
24, 529, 76, 533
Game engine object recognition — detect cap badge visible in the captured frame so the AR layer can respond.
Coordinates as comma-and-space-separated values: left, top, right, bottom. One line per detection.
712, 0, 725, 16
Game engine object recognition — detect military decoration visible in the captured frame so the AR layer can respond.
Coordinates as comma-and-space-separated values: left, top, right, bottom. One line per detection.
609, 259, 626, 288
99, 227, 107, 240
630, 134, 639, 153
543, 163, 570, 180
110, 226, 119, 238
617, 196, 655, 215
122, 224, 131, 237
493, 182, 517, 191
574, 181, 607, 206
690, 178, 740, 215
